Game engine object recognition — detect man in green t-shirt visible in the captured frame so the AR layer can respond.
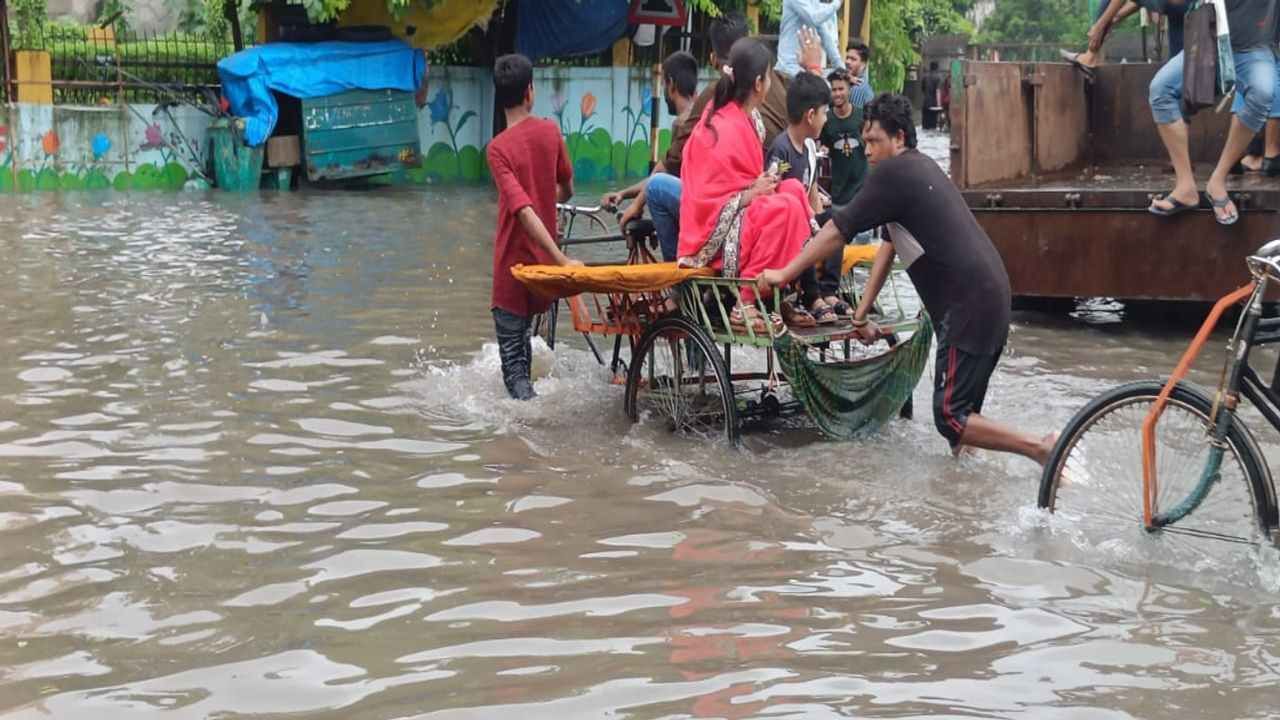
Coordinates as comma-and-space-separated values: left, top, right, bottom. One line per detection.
813, 68, 870, 313
821, 68, 868, 207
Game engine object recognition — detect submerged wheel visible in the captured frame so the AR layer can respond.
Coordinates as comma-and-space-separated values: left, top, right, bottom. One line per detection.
624, 316, 739, 445
1039, 381, 1272, 547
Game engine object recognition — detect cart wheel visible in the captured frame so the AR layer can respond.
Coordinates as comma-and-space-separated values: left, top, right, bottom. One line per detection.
624, 316, 740, 446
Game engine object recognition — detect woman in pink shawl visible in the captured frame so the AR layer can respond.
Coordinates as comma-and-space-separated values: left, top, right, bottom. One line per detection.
677, 37, 814, 331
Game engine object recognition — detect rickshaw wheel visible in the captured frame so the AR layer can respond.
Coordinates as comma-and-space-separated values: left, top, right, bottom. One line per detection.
624, 316, 740, 446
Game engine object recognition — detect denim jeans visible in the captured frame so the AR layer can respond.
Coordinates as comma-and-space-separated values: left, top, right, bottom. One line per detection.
645, 172, 682, 262
1151, 47, 1279, 132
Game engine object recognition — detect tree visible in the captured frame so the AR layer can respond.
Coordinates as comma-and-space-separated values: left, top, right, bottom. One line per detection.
978, 0, 1091, 44
870, 0, 973, 92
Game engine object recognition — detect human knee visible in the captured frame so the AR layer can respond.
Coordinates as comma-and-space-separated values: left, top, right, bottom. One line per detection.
647, 172, 681, 205
1148, 56, 1183, 125
1242, 84, 1274, 133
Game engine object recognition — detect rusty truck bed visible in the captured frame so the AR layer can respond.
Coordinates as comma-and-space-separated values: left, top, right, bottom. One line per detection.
951, 61, 1280, 302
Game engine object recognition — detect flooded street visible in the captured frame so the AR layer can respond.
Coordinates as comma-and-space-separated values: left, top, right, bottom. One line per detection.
2, 131, 1280, 718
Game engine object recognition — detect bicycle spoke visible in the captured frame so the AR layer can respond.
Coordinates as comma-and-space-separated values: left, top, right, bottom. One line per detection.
1045, 386, 1263, 560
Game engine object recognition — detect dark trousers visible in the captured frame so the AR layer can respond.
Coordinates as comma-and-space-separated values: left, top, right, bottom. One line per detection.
492, 307, 536, 400
799, 210, 846, 304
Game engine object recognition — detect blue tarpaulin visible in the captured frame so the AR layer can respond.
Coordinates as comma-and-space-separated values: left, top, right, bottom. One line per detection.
516, 0, 630, 61
217, 40, 427, 147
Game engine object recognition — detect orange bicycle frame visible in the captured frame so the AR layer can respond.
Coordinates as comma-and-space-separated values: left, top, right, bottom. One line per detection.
1141, 283, 1256, 527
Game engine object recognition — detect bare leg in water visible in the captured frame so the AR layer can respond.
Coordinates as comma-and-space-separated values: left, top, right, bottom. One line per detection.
958, 414, 1057, 465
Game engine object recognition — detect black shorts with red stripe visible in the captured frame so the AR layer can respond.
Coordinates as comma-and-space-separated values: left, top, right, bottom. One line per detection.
932, 342, 1003, 448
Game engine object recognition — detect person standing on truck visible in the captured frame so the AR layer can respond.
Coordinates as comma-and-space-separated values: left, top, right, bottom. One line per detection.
1147, 0, 1278, 225
756, 94, 1057, 464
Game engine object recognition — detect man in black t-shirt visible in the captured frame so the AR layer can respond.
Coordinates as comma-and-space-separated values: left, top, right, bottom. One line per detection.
758, 94, 1056, 464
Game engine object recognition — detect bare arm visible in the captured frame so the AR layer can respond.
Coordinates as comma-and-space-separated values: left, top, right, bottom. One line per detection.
853, 240, 896, 321
1112, 1, 1140, 23
774, 219, 845, 283
517, 206, 575, 266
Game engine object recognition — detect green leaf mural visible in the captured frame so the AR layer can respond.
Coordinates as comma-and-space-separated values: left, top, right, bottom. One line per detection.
84, 169, 110, 190
113, 171, 133, 191
133, 163, 163, 190
36, 168, 60, 191
423, 141, 459, 182
58, 173, 85, 191
457, 145, 484, 183
162, 162, 189, 190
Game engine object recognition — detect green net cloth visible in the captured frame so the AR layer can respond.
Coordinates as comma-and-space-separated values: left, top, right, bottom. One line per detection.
774, 315, 933, 440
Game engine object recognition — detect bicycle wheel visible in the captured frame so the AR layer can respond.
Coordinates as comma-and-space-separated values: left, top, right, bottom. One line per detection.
624, 316, 739, 445
1040, 381, 1271, 548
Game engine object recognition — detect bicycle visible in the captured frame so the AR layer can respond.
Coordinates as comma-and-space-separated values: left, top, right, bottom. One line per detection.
1039, 239, 1280, 547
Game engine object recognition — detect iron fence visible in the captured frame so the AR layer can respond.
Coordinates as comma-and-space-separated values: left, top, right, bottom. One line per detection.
10, 26, 232, 106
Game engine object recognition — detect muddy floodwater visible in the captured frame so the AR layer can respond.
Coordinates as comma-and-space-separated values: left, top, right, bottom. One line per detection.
2, 132, 1280, 718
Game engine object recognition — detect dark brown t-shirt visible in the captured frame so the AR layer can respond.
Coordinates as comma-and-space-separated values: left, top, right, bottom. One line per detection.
832, 148, 1011, 355
663, 69, 789, 177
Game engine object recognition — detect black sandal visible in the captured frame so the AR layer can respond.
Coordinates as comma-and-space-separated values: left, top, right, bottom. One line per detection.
1208, 193, 1239, 226
1148, 193, 1196, 217
810, 301, 839, 325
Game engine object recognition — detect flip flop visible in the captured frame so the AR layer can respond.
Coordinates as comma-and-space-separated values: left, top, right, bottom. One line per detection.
1148, 193, 1196, 217
1058, 49, 1096, 82
1208, 193, 1239, 226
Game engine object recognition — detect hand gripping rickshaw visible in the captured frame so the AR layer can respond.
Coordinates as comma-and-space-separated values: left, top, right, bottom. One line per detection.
517, 204, 933, 446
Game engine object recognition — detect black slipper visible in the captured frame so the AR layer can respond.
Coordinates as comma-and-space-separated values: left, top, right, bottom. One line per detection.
1058, 49, 1096, 82
1264, 156, 1280, 177
1208, 193, 1239, 226
1148, 193, 1196, 217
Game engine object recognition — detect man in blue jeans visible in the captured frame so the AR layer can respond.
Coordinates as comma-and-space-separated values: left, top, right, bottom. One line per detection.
1148, 0, 1279, 225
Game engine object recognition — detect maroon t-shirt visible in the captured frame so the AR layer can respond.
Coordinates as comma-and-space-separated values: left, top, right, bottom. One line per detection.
486, 117, 572, 317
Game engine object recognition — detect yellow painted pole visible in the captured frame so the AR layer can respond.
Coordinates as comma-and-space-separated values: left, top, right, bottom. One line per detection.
840, 0, 851, 56
860, 0, 872, 42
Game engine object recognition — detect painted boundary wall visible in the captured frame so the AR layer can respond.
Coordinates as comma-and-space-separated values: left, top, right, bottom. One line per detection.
0, 66, 713, 192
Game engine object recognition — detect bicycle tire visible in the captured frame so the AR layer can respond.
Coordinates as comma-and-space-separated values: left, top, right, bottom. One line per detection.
624, 316, 739, 446
1039, 380, 1272, 546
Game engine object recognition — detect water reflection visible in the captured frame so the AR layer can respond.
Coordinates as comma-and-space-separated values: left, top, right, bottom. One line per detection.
0, 171, 1277, 718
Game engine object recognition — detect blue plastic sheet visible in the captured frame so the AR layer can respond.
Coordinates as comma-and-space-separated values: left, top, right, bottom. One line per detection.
217, 40, 426, 146
516, 0, 630, 61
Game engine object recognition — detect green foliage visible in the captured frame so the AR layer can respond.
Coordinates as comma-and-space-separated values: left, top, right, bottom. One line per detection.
680, 0, 972, 92
96, 0, 133, 35
871, 0, 972, 92
13, 0, 47, 50
287, 0, 450, 23
45, 33, 229, 88
979, 0, 1091, 44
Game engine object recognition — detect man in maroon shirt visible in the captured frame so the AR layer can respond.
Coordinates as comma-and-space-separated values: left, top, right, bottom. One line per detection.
486, 53, 577, 400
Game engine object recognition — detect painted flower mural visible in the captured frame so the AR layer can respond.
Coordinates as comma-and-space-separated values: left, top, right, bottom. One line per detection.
141, 123, 166, 151
550, 91, 569, 134
421, 86, 479, 182
570, 91, 599, 158
620, 86, 653, 176
41, 130, 59, 156
91, 133, 111, 161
